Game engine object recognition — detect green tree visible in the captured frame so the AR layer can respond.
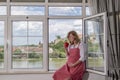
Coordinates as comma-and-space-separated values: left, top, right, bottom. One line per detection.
28, 51, 40, 58
50, 41, 66, 58
0, 49, 4, 59
14, 49, 22, 55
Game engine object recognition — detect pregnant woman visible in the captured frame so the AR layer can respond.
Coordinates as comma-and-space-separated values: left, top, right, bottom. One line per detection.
53, 30, 86, 80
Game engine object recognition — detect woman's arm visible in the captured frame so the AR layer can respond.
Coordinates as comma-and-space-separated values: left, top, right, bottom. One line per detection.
64, 47, 69, 56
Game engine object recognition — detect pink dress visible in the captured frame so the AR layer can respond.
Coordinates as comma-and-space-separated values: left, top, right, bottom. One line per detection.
53, 46, 85, 80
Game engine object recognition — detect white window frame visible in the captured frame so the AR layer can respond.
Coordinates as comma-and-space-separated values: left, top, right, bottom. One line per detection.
8, 16, 48, 73
83, 12, 108, 75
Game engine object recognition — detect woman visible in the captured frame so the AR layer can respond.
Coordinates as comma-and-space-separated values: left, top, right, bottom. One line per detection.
53, 31, 86, 80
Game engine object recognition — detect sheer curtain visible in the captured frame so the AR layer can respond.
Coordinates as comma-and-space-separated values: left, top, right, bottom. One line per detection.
89, 0, 120, 80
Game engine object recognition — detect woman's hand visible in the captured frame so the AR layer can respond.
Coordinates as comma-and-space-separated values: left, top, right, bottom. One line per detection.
68, 63, 75, 68
64, 42, 69, 56
64, 42, 69, 48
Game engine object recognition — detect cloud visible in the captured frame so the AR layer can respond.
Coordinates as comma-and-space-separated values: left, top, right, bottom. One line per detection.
0, 21, 4, 36
11, 6, 44, 15
49, 7, 82, 16
0, 6, 6, 15
49, 19, 82, 42
13, 21, 43, 36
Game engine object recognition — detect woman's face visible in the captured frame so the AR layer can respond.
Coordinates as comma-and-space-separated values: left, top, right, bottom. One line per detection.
68, 33, 75, 43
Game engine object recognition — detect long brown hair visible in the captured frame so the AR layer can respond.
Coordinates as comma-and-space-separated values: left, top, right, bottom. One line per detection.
67, 30, 81, 45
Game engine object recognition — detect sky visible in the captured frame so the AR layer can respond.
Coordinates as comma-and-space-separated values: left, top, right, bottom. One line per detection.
0, 6, 91, 45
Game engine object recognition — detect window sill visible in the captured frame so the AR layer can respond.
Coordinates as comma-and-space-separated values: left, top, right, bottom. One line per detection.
86, 69, 106, 76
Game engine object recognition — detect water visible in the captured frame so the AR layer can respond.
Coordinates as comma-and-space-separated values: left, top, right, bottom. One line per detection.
0, 58, 66, 69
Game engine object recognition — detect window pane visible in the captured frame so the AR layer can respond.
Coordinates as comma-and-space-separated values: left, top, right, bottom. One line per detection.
28, 21, 43, 36
13, 21, 27, 36
0, 6, 7, 15
12, 21, 43, 69
10, 0, 44, 2
28, 37, 43, 68
49, 7, 82, 16
49, 19, 82, 70
86, 7, 91, 16
0, 21, 4, 69
49, 0, 82, 3
85, 16, 104, 72
0, 21, 4, 37
11, 6, 45, 15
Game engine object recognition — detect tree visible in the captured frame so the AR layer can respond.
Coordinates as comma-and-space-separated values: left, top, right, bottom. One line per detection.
14, 49, 22, 55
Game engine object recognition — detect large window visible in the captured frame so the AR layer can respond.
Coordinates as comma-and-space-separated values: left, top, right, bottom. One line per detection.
12, 21, 43, 69
48, 6, 83, 70
84, 13, 107, 73
0, 21, 4, 69
49, 19, 82, 70
0, 0, 101, 74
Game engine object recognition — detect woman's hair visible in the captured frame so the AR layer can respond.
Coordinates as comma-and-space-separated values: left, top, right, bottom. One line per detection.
67, 30, 81, 44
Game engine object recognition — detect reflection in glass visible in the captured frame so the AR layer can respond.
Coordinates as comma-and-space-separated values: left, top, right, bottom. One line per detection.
49, 7, 82, 16
11, 6, 45, 15
85, 16, 104, 72
49, 19, 82, 70
12, 21, 43, 69
0, 6, 7, 15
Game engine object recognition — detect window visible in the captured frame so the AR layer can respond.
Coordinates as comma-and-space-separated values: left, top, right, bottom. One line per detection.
11, 6, 45, 15
49, 19, 82, 70
0, 21, 4, 69
84, 13, 107, 73
12, 21, 43, 69
49, 7, 82, 16
0, 6, 7, 15
0, 1, 89, 73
